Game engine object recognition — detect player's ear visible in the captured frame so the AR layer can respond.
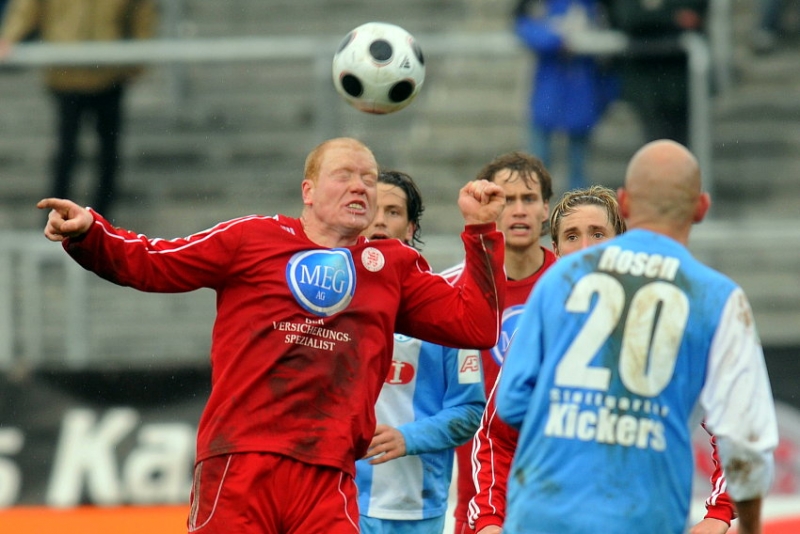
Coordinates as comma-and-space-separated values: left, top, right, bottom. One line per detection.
301, 179, 315, 206
617, 187, 630, 219
403, 222, 416, 244
693, 191, 711, 224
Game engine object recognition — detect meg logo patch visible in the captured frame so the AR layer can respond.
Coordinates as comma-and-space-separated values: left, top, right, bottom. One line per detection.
286, 249, 356, 316
491, 305, 524, 366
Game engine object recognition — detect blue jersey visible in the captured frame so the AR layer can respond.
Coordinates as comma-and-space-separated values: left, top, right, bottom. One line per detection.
497, 229, 778, 534
356, 334, 484, 521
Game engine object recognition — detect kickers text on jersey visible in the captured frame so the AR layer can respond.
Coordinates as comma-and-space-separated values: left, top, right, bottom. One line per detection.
545, 388, 667, 451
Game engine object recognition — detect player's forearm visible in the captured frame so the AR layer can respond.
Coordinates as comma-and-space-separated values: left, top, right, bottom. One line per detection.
401, 403, 483, 454
703, 427, 735, 525
470, 436, 513, 531
0, 0, 40, 42
459, 224, 506, 347
64, 210, 227, 292
732, 498, 762, 534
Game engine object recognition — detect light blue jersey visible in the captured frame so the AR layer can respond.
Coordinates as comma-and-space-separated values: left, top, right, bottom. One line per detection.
497, 229, 778, 534
356, 334, 484, 527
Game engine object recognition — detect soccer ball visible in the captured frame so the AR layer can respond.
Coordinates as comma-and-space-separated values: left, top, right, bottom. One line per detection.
332, 22, 426, 115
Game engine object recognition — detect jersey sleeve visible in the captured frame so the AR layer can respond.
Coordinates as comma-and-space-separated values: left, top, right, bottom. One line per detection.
700, 287, 778, 501
0, 0, 41, 42
467, 372, 520, 531
395, 223, 505, 350
62, 210, 245, 292
400, 345, 485, 455
700, 422, 736, 524
514, 10, 564, 54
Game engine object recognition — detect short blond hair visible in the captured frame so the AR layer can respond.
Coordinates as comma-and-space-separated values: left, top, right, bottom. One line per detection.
303, 137, 372, 183
549, 185, 626, 246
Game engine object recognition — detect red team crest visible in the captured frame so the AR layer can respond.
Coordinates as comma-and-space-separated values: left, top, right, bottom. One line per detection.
361, 247, 385, 272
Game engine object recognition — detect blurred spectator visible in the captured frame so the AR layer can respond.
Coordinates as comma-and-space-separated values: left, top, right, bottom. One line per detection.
606, 0, 708, 145
752, 0, 798, 53
0, 0, 158, 219
513, 0, 618, 192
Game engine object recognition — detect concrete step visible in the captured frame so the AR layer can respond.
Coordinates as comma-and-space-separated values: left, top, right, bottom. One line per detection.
183, 1, 469, 38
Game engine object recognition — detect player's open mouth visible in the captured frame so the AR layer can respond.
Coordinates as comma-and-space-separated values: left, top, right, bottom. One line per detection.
369, 233, 389, 240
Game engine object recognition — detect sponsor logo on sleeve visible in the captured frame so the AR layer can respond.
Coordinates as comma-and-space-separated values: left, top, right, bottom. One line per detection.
458, 349, 482, 384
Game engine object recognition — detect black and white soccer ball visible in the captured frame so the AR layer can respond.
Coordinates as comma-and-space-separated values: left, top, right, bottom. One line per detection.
332, 22, 426, 115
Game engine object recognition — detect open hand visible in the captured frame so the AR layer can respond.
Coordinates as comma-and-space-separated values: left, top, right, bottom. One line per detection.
362, 425, 407, 465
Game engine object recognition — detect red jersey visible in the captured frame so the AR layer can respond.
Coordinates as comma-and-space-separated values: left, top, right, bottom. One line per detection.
63, 212, 505, 477
445, 247, 557, 529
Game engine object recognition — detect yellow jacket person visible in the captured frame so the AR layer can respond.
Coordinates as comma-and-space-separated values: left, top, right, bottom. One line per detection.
0, 0, 158, 92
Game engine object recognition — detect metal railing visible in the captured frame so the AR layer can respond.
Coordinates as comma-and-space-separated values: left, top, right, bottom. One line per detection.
3, 216, 799, 370
0, 232, 88, 370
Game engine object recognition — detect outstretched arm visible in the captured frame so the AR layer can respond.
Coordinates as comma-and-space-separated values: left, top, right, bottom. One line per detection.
37, 198, 94, 242
0, 0, 43, 55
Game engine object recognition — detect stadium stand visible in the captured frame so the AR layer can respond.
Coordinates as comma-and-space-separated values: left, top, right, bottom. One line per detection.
0, 0, 798, 369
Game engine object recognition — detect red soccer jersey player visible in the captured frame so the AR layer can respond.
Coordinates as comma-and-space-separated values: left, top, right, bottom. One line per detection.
39, 138, 508, 534
444, 152, 556, 534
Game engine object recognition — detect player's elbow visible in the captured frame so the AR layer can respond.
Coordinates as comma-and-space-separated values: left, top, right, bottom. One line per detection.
462, 331, 499, 350
460, 320, 501, 350
495, 395, 523, 430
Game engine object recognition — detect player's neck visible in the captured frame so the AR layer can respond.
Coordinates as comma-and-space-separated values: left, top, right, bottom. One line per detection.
505, 244, 545, 281
630, 220, 692, 246
299, 214, 360, 248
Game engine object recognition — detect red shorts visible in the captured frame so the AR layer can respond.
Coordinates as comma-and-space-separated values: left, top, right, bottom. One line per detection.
188, 452, 360, 534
